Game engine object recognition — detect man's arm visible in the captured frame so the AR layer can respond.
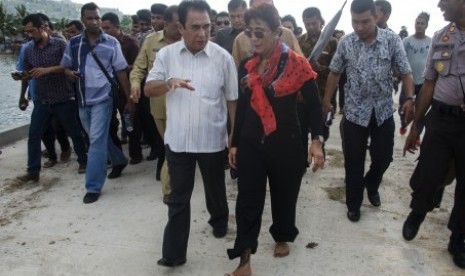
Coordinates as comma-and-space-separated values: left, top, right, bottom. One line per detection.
19, 80, 29, 111
144, 78, 194, 98
323, 71, 341, 116
403, 79, 435, 155
399, 73, 415, 123
29, 65, 64, 78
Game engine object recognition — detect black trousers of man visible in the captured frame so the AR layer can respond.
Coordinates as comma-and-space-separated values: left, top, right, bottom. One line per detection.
227, 132, 305, 259
342, 112, 394, 212
409, 102, 465, 234
162, 145, 229, 261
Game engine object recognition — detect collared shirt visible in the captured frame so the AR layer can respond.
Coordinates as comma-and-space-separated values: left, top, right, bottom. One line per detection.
116, 32, 139, 66
213, 26, 241, 54
330, 27, 412, 127
61, 30, 128, 106
24, 36, 74, 104
131, 31, 170, 119
424, 23, 465, 106
403, 35, 431, 85
232, 27, 302, 67
299, 33, 338, 96
146, 40, 238, 153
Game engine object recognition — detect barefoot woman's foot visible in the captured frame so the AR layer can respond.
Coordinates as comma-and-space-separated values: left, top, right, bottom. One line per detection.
274, 242, 290, 257
226, 249, 252, 276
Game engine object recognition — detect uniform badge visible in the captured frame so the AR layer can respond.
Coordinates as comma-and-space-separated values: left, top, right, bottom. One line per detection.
436, 61, 445, 72
442, 35, 449, 42
449, 25, 456, 33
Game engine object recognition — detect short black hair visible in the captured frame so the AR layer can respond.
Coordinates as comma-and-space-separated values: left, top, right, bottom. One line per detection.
131, 14, 139, 24
374, 0, 391, 15
136, 9, 151, 23
244, 3, 280, 32
302, 7, 325, 25
22, 13, 44, 28
417, 11, 430, 24
66, 20, 84, 31
282, 14, 298, 33
164, 5, 179, 23
228, 0, 247, 12
351, 0, 376, 15
151, 3, 168, 15
102, 12, 120, 26
178, 0, 211, 27
81, 2, 100, 18
217, 11, 230, 18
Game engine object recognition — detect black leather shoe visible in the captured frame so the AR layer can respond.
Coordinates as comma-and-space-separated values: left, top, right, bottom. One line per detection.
402, 211, 426, 241
157, 257, 186, 267
108, 164, 127, 179
368, 192, 381, 207
347, 210, 360, 222
213, 227, 227, 238
83, 192, 100, 204
448, 235, 465, 269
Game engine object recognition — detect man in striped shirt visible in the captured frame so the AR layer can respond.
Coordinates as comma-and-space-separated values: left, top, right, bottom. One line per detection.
141, 0, 238, 267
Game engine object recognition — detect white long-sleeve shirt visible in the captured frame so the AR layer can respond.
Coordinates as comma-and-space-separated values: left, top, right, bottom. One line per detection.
147, 40, 238, 153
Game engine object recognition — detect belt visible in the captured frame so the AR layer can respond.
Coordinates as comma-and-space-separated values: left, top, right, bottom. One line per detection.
432, 100, 465, 117
40, 97, 76, 105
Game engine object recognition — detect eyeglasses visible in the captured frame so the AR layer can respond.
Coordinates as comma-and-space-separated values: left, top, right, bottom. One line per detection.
244, 29, 265, 39
216, 20, 230, 26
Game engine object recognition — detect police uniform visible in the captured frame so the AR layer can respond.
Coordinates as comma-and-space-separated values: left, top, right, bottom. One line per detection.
408, 22, 465, 253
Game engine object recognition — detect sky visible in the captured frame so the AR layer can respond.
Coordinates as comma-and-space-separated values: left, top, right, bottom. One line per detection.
73, 0, 447, 37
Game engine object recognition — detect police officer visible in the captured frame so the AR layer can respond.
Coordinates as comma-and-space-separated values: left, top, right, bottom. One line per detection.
402, 0, 465, 269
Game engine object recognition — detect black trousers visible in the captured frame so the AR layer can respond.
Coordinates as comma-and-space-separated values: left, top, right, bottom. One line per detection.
227, 132, 304, 259
42, 116, 71, 160
162, 145, 228, 260
132, 84, 163, 158
342, 114, 394, 211
409, 107, 465, 233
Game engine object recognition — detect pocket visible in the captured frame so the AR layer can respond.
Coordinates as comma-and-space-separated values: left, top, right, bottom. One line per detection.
432, 50, 452, 76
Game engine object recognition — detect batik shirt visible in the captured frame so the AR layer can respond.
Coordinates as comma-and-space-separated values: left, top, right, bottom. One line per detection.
330, 27, 412, 127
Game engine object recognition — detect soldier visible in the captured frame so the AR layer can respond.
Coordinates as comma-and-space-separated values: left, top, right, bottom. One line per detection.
402, 0, 465, 269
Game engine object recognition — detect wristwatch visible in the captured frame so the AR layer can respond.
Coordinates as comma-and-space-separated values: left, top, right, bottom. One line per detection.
312, 135, 324, 143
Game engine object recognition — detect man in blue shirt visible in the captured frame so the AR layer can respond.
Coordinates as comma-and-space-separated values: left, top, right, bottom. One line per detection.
61, 2, 131, 204
323, 0, 415, 222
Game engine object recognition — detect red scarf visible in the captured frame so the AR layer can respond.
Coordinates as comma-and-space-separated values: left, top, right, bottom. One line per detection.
245, 41, 318, 136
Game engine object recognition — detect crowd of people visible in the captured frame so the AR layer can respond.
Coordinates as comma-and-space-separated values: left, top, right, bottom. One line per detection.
9, 0, 465, 274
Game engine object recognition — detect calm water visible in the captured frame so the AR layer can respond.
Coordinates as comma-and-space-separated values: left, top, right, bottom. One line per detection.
0, 55, 32, 131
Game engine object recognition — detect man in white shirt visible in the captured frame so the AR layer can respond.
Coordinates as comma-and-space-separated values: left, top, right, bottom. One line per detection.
140, 0, 238, 267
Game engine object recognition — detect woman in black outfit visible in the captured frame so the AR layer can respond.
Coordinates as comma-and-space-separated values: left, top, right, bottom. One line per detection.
226, 4, 325, 276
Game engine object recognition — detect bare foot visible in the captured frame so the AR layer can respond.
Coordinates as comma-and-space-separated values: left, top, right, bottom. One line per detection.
273, 242, 290, 257
225, 261, 251, 276
226, 249, 252, 276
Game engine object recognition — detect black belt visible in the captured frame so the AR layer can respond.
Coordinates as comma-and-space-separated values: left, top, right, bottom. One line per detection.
432, 100, 465, 117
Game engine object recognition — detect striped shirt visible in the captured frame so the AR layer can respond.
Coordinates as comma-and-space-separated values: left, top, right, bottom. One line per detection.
146, 40, 238, 153
61, 30, 128, 106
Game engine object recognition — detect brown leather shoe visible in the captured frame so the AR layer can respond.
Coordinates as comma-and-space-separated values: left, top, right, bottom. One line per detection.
16, 172, 39, 183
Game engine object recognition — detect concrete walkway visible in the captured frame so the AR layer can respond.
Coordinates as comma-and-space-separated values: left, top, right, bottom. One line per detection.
0, 115, 463, 276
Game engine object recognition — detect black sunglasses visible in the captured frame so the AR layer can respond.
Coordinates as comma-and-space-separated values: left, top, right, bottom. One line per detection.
244, 29, 265, 39
216, 20, 230, 26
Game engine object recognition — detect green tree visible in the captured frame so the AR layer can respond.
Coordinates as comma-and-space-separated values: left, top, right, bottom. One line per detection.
120, 15, 132, 34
